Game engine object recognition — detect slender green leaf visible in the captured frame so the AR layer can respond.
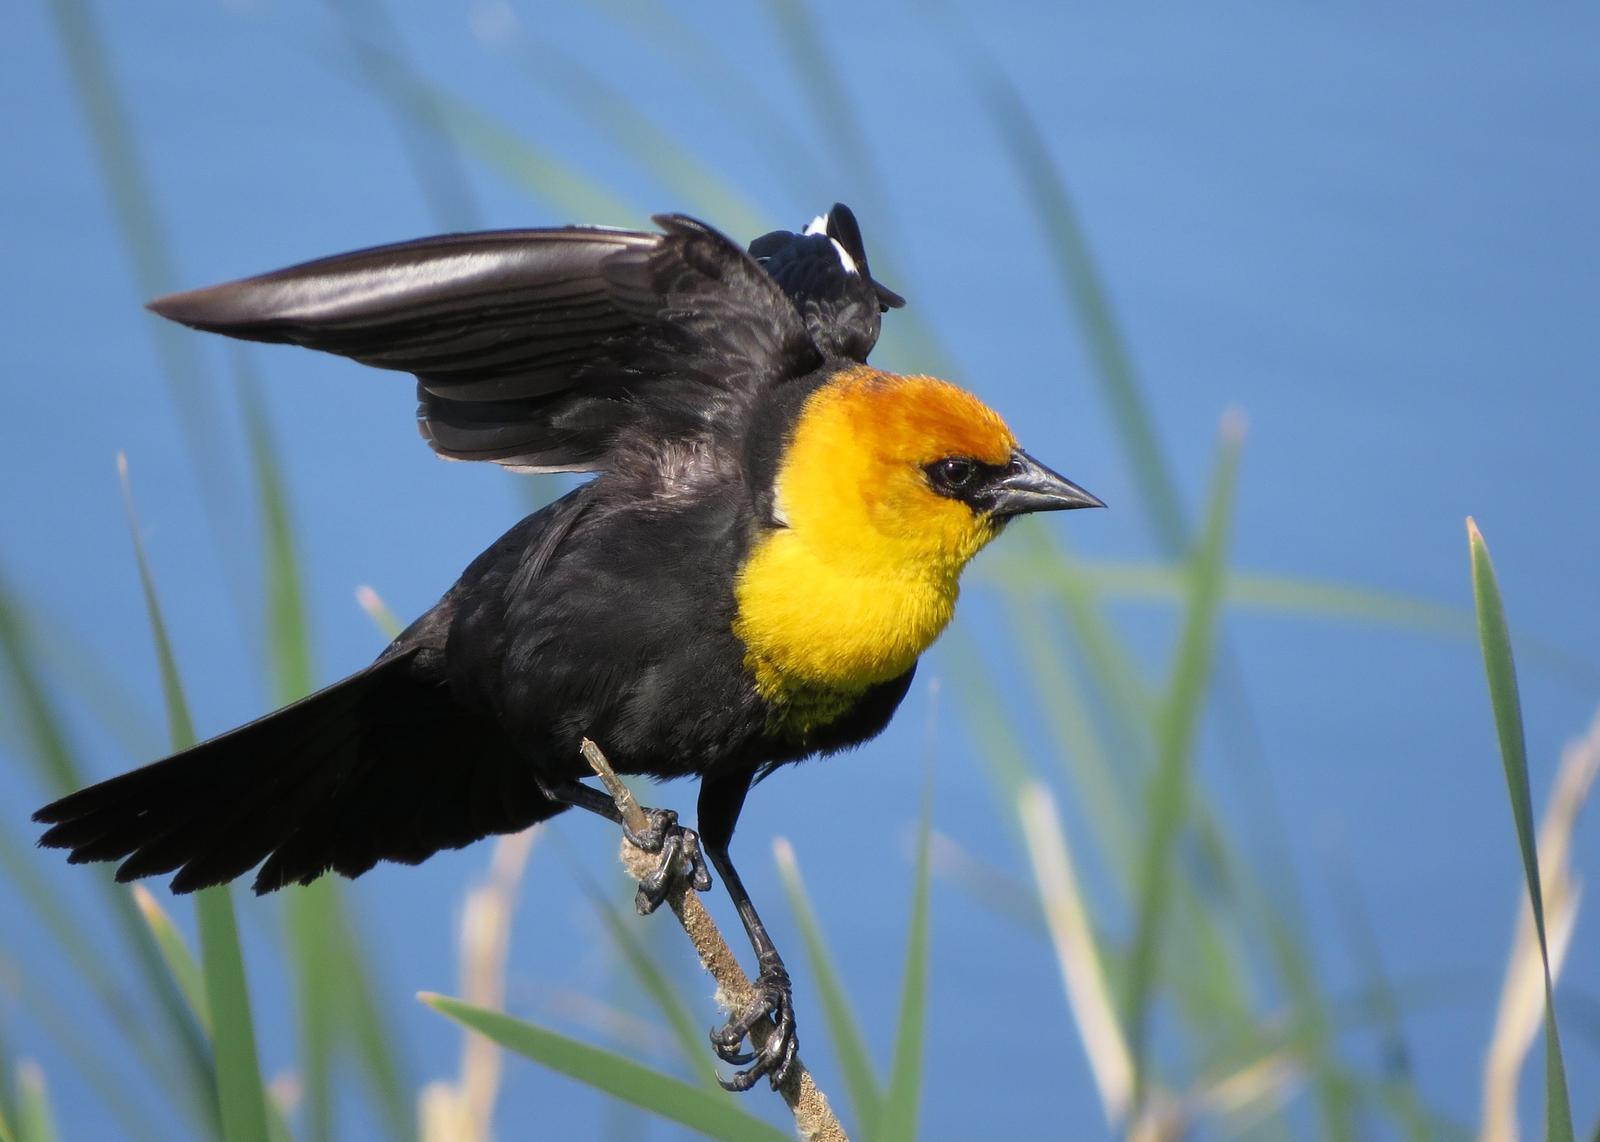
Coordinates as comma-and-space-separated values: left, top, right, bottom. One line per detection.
137, 884, 296, 1142
1019, 529, 1157, 752
420, 994, 788, 1142
0, 979, 166, 1142
324, 0, 483, 233
241, 357, 416, 1140
578, 876, 719, 1086
283, 884, 339, 1142
772, 838, 883, 1135
193, 891, 271, 1142
510, 36, 768, 240
760, 0, 877, 193
237, 355, 313, 703
7, 597, 160, 758
240, 361, 336, 1141
333, 912, 416, 1142
45, 0, 249, 619
0, 828, 141, 1038
940, 624, 1034, 807
119, 456, 195, 749
1467, 518, 1575, 1142
120, 458, 272, 1142
982, 555, 1600, 688
4, 575, 214, 1131
585, 0, 832, 190
881, 779, 934, 1142
133, 887, 210, 1038
952, 58, 1357, 1119
13, 1064, 56, 1142
1330, 865, 1429, 1140
1125, 417, 1242, 1108
356, 585, 404, 640
1016, 782, 1132, 1126
956, 29, 1182, 555
1000, 593, 1134, 866
340, 44, 640, 224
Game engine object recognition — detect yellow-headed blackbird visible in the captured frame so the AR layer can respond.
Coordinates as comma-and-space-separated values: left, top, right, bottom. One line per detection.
35, 204, 1100, 1088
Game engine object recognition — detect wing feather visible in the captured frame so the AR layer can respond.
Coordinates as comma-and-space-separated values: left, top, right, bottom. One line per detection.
148, 219, 822, 470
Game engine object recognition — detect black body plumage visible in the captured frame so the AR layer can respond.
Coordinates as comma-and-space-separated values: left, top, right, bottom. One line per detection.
34, 204, 1097, 1090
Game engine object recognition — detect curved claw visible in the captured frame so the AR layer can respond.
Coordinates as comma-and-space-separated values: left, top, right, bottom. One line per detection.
712, 965, 797, 1091
625, 808, 712, 915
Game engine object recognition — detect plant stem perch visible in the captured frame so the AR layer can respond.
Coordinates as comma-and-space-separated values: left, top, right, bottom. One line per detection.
579, 738, 846, 1141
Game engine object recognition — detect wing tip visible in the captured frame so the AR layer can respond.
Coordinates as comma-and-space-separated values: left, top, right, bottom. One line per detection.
145, 282, 257, 333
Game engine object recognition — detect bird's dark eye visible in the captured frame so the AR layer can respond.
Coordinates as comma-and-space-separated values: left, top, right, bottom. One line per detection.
929, 457, 978, 494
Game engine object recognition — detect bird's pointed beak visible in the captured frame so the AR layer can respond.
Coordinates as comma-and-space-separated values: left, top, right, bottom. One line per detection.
988, 450, 1105, 518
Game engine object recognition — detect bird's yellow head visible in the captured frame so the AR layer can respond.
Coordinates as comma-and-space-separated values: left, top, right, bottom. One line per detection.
735, 366, 1100, 717
772, 368, 1020, 577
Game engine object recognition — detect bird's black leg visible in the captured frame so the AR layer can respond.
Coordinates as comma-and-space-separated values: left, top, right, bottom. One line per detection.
698, 767, 798, 1091
536, 776, 711, 914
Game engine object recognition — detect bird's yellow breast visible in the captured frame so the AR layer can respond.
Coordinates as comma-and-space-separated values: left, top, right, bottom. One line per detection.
731, 367, 1009, 737
734, 527, 960, 720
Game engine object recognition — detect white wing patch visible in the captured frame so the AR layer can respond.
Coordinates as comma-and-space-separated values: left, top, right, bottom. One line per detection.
804, 212, 859, 276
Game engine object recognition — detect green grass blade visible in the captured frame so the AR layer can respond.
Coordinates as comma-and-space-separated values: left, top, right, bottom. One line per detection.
939, 625, 1036, 809
1467, 518, 1575, 1142
419, 995, 788, 1142
983, 555, 1600, 688
118, 455, 195, 748
1124, 416, 1243, 1108
237, 355, 313, 703
240, 357, 416, 1139
324, 0, 483, 233
772, 838, 884, 1135
881, 778, 934, 1142
957, 36, 1183, 555
45, 0, 249, 619
193, 891, 272, 1142
510, 36, 768, 240
283, 885, 339, 1142
585, 0, 832, 190
8, 598, 159, 758
132, 887, 210, 1038
120, 457, 272, 1142
134, 891, 299, 1142
1016, 530, 1158, 751
577, 876, 719, 1087
356, 585, 404, 639
0, 581, 217, 1133
999, 593, 1135, 866
335, 914, 416, 1142
1331, 865, 1429, 1140
339, 44, 640, 224
13, 1064, 57, 1142
1016, 782, 1132, 1125
760, 0, 876, 191
0, 983, 165, 1142
240, 357, 336, 1141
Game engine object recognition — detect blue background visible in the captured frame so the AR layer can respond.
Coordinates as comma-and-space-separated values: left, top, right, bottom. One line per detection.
2, 2, 1597, 1138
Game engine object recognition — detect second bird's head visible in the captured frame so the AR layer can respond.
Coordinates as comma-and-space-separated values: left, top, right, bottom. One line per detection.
768, 366, 1102, 580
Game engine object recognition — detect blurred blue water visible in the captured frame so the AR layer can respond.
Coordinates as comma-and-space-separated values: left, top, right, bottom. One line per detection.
2, 2, 1597, 1138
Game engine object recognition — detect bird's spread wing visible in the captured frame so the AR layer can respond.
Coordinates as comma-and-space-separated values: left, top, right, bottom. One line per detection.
148, 215, 822, 471
748, 203, 905, 363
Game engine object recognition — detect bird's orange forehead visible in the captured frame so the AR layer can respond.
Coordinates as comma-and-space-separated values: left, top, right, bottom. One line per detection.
825, 367, 1016, 465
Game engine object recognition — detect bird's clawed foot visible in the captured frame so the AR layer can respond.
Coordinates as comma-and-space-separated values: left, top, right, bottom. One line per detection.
624, 807, 712, 914
711, 961, 797, 1091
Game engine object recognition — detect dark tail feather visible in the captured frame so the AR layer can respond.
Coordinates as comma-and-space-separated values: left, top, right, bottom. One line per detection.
34, 649, 560, 894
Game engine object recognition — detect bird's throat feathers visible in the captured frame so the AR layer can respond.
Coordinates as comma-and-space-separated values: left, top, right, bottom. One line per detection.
733, 367, 1015, 727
